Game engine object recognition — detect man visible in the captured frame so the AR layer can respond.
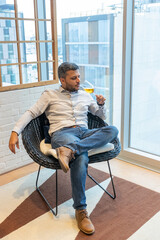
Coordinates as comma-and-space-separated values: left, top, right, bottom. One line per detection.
9, 62, 118, 235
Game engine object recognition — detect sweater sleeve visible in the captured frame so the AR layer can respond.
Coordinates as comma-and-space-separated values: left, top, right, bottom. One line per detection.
12, 90, 50, 135
12, 110, 34, 135
88, 94, 106, 120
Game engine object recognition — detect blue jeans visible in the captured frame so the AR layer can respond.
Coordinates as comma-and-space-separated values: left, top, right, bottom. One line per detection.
51, 125, 118, 210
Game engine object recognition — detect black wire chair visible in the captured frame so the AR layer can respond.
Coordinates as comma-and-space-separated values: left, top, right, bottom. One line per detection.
22, 112, 121, 216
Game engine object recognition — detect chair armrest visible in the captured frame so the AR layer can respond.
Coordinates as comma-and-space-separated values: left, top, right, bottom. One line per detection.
22, 115, 61, 169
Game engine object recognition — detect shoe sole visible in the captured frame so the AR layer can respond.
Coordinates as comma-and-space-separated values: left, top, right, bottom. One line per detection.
56, 149, 69, 173
79, 227, 95, 235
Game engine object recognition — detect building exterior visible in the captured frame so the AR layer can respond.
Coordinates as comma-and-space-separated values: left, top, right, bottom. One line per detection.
0, 2, 25, 85
62, 14, 114, 123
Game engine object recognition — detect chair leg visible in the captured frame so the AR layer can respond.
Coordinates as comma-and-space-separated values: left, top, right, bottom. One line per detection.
88, 160, 116, 199
36, 165, 58, 216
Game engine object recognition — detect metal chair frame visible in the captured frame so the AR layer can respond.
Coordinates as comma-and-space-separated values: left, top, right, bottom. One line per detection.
36, 165, 58, 216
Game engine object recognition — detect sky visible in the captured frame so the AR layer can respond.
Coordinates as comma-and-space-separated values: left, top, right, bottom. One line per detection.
4, 0, 122, 37
5, 0, 122, 19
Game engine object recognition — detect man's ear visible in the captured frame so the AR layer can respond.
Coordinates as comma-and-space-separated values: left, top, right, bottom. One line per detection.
60, 77, 65, 84
60, 77, 66, 88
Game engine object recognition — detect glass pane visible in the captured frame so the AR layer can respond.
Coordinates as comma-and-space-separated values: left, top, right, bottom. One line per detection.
67, 44, 78, 63
17, 0, 34, 18
39, 42, 47, 61
67, 22, 88, 42
99, 44, 109, 66
0, 0, 15, 18
20, 42, 37, 62
57, 0, 123, 125
45, 0, 51, 19
47, 42, 52, 60
49, 61, 53, 80
130, 1, 160, 156
40, 62, 53, 81
19, 20, 36, 41
2, 65, 20, 86
0, 19, 16, 41
66, 44, 88, 65
40, 62, 48, 81
22, 64, 38, 83
79, 45, 88, 64
37, 0, 51, 19
38, 21, 51, 40
88, 44, 98, 64
46, 21, 51, 40
39, 42, 52, 61
0, 43, 18, 64
98, 20, 110, 42
88, 21, 98, 42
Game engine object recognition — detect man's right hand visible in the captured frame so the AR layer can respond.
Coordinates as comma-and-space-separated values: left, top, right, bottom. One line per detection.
9, 131, 19, 154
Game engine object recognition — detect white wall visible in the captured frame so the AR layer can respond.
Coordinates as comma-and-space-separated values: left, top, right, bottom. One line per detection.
0, 84, 59, 174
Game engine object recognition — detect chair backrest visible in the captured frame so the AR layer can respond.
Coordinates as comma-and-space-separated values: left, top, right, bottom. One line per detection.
87, 112, 107, 129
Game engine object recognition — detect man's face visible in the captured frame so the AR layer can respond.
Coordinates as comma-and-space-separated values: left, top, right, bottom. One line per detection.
60, 70, 80, 92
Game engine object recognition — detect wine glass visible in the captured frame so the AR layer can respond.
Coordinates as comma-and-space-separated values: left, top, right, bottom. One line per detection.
81, 80, 94, 94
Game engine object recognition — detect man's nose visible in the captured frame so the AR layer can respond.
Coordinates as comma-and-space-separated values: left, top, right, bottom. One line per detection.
77, 77, 80, 82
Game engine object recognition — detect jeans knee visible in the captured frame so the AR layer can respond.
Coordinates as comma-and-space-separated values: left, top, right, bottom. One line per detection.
105, 125, 118, 139
77, 152, 89, 168
70, 152, 89, 170
110, 126, 119, 138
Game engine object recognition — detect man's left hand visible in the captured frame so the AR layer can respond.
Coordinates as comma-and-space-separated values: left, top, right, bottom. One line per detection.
95, 95, 106, 105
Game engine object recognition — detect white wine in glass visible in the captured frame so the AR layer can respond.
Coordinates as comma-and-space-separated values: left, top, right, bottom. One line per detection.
84, 88, 94, 94
82, 80, 94, 94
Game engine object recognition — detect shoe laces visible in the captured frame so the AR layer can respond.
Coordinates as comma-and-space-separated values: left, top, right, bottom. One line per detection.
60, 147, 72, 157
78, 209, 89, 221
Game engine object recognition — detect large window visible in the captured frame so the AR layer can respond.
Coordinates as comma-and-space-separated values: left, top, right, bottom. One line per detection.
130, 0, 160, 156
0, 0, 58, 91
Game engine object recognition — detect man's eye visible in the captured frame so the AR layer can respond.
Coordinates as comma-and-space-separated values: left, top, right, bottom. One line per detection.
71, 76, 80, 80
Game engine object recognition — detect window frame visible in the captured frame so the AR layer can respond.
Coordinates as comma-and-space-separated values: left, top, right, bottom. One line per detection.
0, 0, 58, 92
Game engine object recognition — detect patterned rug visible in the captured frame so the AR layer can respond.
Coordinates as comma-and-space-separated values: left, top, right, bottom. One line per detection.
0, 166, 160, 240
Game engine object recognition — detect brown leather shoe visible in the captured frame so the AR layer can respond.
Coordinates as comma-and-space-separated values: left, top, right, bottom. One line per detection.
75, 209, 95, 235
56, 147, 74, 173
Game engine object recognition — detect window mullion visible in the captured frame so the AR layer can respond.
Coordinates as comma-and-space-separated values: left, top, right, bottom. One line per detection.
0, 67, 2, 87
14, 0, 23, 84
51, 0, 58, 81
34, 0, 41, 82
121, 0, 134, 151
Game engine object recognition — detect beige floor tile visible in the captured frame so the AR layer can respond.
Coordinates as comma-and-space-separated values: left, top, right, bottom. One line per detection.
0, 162, 38, 186
91, 159, 160, 193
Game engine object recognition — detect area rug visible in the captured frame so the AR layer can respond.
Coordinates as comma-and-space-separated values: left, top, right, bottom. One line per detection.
0, 166, 160, 240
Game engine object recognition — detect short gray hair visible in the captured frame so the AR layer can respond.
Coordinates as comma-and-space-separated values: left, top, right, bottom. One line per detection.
58, 62, 79, 79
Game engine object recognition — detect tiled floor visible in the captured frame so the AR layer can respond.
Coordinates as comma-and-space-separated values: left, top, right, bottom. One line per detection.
0, 159, 160, 240
1, 159, 160, 193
